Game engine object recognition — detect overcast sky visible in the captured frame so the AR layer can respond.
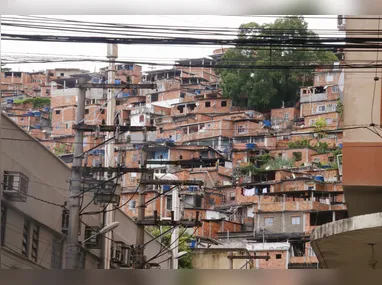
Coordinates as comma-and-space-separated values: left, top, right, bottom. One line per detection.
1, 15, 340, 73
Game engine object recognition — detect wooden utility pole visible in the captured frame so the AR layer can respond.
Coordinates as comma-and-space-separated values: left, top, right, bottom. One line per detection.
65, 77, 87, 269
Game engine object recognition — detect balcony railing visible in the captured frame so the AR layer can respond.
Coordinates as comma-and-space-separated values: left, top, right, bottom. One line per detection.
300, 93, 327, 103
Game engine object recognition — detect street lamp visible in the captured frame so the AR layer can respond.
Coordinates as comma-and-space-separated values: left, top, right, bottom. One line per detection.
81, 221, 120, 245
176, 251, 188, 259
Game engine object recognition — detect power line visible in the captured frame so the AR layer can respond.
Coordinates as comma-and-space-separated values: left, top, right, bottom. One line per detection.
0, 182, 65, 208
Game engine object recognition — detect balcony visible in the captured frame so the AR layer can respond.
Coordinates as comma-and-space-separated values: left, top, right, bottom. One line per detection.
300, 92, 328, 103
2, 171, 29, 202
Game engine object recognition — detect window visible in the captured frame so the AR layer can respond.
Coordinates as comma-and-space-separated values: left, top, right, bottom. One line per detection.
290, 242, 305, 257
139, 115, 145, 123
189, 125, 198, 133
309, 119, 316, 126
238, 126, 246, 134
151, 93, 158, 102
85, 109, 89, 115
22, 220, 30, 257
328, 156, 334, 163
66, 124, 69, 129
325, 118, 333, 125
276, 254, 282, 259
332, 85, 340, 93
31, 225, 40, 263
205, 101, 211, 108
60, 73, 65, 76
166, 196, 172, 211
1, 205, 6, 246
292, 216, 301, 225
51, 236, 63, 269
264, 217, 273, 226
100, 109, 105, 115
284, 113, 289, 120
3, 171, 29, 202
230, 192, 235, 201
221, 101, 227, 107
55, 110, 61, 115
128, 200, 136, 210
317, 105, 326, 113
159, 127, 164, 133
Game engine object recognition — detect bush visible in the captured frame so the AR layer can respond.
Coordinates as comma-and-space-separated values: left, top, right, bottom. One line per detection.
14, 98, 51, 108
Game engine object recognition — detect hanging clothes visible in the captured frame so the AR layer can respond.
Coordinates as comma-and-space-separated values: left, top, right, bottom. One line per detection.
255, 187, 260, 195
262, 187, 268, 194
243, 187, 255, 196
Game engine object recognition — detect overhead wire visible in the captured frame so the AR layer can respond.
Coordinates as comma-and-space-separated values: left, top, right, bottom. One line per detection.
0, 182, 65, 208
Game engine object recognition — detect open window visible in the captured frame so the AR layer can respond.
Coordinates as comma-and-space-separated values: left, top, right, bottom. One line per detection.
290, 241, 305, 257
177, 105, 185, 114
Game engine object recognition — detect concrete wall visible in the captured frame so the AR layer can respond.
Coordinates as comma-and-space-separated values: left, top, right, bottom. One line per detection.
256, 212, 304, 233
1, 114, 169, 269
340, 16, 382, 216
192, 248, 248, 269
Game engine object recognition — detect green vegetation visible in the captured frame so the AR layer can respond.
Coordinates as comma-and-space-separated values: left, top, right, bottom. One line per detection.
292, 151, 302, 161
1, 66, 11, 72
147, 226, 194, 269
313, 118, 327, 139
288, 139, 329, 154
314, 142, 329, 154
288, 139, 311, 149
53, 144, 67, 156
13, 98, 51, 108
240, 157, 295, 174
332, 148, 342, 157
215, 16, 338, 112
336, 99, 344, 120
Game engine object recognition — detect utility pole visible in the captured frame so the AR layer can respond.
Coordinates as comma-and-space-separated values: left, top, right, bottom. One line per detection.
66, 77, 87, 269
171, 186, 180, 269
135, 128, 148, 269
0, 107, 3, 267
102, 43, 118, 269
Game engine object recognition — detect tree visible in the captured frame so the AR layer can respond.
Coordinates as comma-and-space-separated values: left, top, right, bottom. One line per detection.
313, 118, 327, 139
148, 226, 194, 269
53, 144, 67, 156
1, 63, 11, 72
215, 16, 338, 112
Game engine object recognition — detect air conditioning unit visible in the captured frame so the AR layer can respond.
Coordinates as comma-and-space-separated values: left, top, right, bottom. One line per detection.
94, 193, 120, 205
111, 241, 129, 264
84, 226, 102, 249
61, 208, 69, 234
